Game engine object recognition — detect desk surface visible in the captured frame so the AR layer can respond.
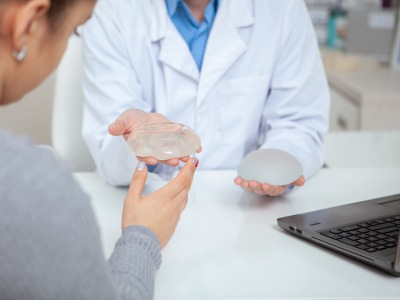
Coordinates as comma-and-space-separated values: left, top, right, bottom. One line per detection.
324, 131, 400, 168
75, 168, 400, 300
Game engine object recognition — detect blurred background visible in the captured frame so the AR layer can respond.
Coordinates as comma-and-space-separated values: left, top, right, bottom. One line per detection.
0, 0, 399, 148
306, 0, 400, 131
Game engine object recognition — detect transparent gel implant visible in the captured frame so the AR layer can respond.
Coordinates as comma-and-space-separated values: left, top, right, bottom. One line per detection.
128, 122, 201, 160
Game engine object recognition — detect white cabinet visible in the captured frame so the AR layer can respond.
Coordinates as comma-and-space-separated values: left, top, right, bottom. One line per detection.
329, 87, 360, 131
322, 49, 400, 131
327, 70, 400, 131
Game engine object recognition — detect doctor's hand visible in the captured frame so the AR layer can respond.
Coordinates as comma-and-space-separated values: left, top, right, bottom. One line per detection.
122, 157, 198, 249
233, 175, 305, 196
108, 108, 202, 167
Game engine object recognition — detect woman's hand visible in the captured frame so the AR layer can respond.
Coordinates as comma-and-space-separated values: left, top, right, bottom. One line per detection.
122, 157, 199, 249
233, 175, 305, 196
108, 108, 202, 166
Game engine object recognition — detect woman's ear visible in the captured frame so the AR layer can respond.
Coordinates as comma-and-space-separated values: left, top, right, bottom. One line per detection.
12, 0, 51, 51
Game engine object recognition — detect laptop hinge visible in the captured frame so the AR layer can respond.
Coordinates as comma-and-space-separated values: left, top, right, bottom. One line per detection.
395, 232, 400, 273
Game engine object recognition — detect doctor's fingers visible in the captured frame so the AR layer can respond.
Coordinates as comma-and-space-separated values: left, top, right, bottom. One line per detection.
239, 180, 259, 193
293, 175, 306, 186
236, 178, 274, 195
248, 181, 272, 195
234, 176, 244, 186
108, 109, 149, 137
248, 180, 287, 196
240, 180, 286, 196
136, 156, 180, 166
159, 157, 181, 166
148, 112, 171, 123
137, 156, 159, 165
260, 184, 287, 196
195, 146, 202, 154
108, 110, 138, 136
247, 186, 284, 196
108, 115, 137, 137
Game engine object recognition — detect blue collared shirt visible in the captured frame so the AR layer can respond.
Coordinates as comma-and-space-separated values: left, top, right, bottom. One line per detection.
165, 0, 219, 71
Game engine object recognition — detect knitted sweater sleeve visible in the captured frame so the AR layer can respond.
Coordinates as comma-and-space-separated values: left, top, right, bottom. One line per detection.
0, 132, 161, 300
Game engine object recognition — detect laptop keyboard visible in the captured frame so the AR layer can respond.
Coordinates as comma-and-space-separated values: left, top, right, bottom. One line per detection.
320, 215, 400, 253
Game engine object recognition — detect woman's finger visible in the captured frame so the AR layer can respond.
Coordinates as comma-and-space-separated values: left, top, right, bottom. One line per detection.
126, 162, 148, 199
158, 158, 198, 199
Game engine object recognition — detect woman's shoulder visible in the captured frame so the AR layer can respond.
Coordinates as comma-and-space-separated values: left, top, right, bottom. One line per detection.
0, 130, 88, 205
1, 130, 67, 178
0, 131, 114, 298
0, 130, 47, 170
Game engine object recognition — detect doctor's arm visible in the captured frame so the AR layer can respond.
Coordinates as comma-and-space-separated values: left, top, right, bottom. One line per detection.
81, 2, 152, 186
235, 1, 330, 195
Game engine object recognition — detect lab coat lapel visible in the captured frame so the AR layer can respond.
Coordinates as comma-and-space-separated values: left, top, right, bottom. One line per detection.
151, 0, 199, 82
197, 1, 255, 106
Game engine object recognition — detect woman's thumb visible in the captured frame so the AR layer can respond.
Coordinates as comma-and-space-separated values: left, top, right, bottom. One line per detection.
127, 162, 148, 199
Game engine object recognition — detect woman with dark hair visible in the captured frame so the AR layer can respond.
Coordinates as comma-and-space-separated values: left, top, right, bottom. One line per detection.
0, 0, 198, 299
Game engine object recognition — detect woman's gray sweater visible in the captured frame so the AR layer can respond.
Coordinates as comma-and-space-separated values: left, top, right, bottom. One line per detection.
0, 130, 161, 300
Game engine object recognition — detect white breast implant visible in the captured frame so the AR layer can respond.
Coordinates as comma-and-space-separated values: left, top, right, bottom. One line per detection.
237, 149, 303, 186
127, 122, 201, 160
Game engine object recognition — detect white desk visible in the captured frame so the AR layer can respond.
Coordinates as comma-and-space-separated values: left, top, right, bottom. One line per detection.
324, 131, 400, 168
75, 169, 400, 300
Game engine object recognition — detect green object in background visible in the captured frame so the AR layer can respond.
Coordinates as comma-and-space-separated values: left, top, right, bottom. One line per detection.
327, 0, 348, 50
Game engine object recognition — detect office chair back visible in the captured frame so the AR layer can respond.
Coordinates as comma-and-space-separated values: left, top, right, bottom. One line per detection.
52, 35, 95, 171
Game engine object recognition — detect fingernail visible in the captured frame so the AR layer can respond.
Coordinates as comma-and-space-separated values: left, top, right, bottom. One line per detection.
136, 161, 146, 171
192, 157, 199, 168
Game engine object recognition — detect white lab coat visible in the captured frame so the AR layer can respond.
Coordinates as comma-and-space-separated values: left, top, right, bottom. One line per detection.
82, 0, 330, 186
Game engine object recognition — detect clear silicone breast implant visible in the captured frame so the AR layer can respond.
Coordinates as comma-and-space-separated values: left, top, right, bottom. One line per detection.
128, 122, 201, 160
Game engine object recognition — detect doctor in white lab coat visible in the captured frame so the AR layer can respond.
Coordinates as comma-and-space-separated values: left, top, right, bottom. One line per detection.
82, 0, 330, 196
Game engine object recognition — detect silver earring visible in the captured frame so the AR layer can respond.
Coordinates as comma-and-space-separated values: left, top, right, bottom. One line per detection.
12, 46, 28, 62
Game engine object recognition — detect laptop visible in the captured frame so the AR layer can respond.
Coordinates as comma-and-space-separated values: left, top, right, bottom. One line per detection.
277, 193, 400, 276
